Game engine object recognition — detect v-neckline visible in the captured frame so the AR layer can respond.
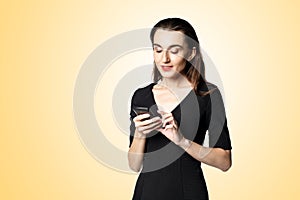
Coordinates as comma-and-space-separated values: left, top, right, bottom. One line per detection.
150, 83, 193, 113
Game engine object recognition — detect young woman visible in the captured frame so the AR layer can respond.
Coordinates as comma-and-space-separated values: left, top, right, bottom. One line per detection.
128, 18, 232, 200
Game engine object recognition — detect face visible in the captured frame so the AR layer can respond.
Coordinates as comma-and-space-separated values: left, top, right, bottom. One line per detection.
153, 29, 191, 79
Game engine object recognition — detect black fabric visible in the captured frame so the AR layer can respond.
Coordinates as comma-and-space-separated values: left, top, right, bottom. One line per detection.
129, 83, 232, 200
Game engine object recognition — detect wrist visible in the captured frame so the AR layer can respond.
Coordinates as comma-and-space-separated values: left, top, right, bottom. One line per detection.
135, 129, 146, 139
177, 137, 192, 150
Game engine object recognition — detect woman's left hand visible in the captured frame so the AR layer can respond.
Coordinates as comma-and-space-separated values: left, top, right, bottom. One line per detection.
158, 111, 184, 145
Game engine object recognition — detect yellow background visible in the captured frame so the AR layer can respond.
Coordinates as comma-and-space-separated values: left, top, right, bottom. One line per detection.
1, 0, 300, 199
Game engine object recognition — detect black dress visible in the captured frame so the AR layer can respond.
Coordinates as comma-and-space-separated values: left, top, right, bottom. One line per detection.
129, 83, 232, 200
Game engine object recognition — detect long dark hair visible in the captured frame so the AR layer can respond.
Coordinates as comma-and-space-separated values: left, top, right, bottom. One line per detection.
150, 18, 213, 95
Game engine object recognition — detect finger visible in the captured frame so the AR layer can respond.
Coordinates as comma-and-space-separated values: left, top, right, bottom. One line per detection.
162, 116, 174, 127
144, 123, 163, 134
135, 115, 159, 128
162, 113, 173, 121
164, 124, 174, 130
133, 113, 150, 123
160, 112, 173, 121
144, 120, 162, 131
153, 123, 163, 130
138, 116, 161, 127
138, 120, 162, 133
140, 124, 162, 135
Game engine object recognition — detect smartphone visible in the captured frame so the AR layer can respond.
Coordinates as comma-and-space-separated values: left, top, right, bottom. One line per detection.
132, 106, 149, 115
132, 106, 161, 121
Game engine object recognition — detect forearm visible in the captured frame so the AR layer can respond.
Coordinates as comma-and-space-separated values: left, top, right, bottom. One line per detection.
178, 138, 232, 171
127, 129, 146, 172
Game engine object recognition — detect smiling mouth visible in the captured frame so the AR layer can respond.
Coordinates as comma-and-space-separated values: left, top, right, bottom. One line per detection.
161, 65, 173, 71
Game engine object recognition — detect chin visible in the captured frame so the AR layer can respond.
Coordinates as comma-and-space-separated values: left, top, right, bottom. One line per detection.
161, 69, 183, 79
160, 72, 177, 79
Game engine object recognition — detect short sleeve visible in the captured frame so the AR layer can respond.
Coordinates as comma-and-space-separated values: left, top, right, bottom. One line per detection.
206, 88, 232, 150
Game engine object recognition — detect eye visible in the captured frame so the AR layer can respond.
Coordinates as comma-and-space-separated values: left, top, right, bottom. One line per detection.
154, 47, 162, 53
170, 47, 179, 54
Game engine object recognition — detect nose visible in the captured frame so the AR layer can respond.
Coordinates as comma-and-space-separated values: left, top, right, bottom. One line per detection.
162, 50, 170, 63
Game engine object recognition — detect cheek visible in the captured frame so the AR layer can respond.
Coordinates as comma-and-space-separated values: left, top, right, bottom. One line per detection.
171, 55, 186, 66
153, 53, 161, 63
174, 58, 186, 72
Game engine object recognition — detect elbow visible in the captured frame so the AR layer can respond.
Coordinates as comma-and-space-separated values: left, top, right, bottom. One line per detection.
129, 165, 141, 173
220, 150, 232, 172
220, 160, 232, 172
127, 152, 142, 172
128, 160, 141, 172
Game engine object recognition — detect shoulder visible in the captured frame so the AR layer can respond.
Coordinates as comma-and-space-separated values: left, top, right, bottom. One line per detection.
204, 83, 226, 113
133, 82, 155, 95
206, 82, 218, 91
196, 82, 225, 108
203, 82, 224, 103
131, 82, 156, 103
197, 81, 220, 96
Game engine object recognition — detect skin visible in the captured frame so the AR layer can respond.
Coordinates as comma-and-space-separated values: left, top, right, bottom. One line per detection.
128, 29, 232, 172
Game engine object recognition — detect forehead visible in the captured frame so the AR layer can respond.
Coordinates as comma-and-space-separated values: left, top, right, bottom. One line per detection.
153, 29, 186, 47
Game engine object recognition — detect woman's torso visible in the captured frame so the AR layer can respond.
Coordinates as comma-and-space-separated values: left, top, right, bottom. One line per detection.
131, 83, 212, 200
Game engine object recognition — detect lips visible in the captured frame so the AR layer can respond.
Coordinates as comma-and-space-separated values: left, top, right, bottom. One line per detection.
161, 65, 173, 71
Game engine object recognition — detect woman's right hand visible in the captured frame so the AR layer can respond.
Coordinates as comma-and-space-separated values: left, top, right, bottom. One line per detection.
133, 113, 162, 138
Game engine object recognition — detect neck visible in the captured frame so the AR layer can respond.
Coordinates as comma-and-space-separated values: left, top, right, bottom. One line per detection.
160, 75, 192, 89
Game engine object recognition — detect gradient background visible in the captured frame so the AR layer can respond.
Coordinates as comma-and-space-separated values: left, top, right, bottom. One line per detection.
1, 0, 300, 199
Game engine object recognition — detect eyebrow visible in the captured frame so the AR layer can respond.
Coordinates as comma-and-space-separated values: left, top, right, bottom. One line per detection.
153, 43, 183, 49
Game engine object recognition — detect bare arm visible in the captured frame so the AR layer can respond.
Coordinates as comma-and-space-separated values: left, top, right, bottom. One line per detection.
178, 138, 232, 171
158, 111, 232, 172
127, 130, 146, 172
127, 114, 162, 172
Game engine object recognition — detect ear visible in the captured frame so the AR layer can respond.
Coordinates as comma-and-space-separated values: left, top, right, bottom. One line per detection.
187, 47, 196, 61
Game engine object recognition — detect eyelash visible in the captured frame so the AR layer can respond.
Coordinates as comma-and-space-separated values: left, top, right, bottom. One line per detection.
170, 49, 179, 54
154, 48, 179, 54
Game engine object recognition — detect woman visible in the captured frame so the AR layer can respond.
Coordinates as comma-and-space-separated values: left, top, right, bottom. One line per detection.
128, 18, 232, 200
